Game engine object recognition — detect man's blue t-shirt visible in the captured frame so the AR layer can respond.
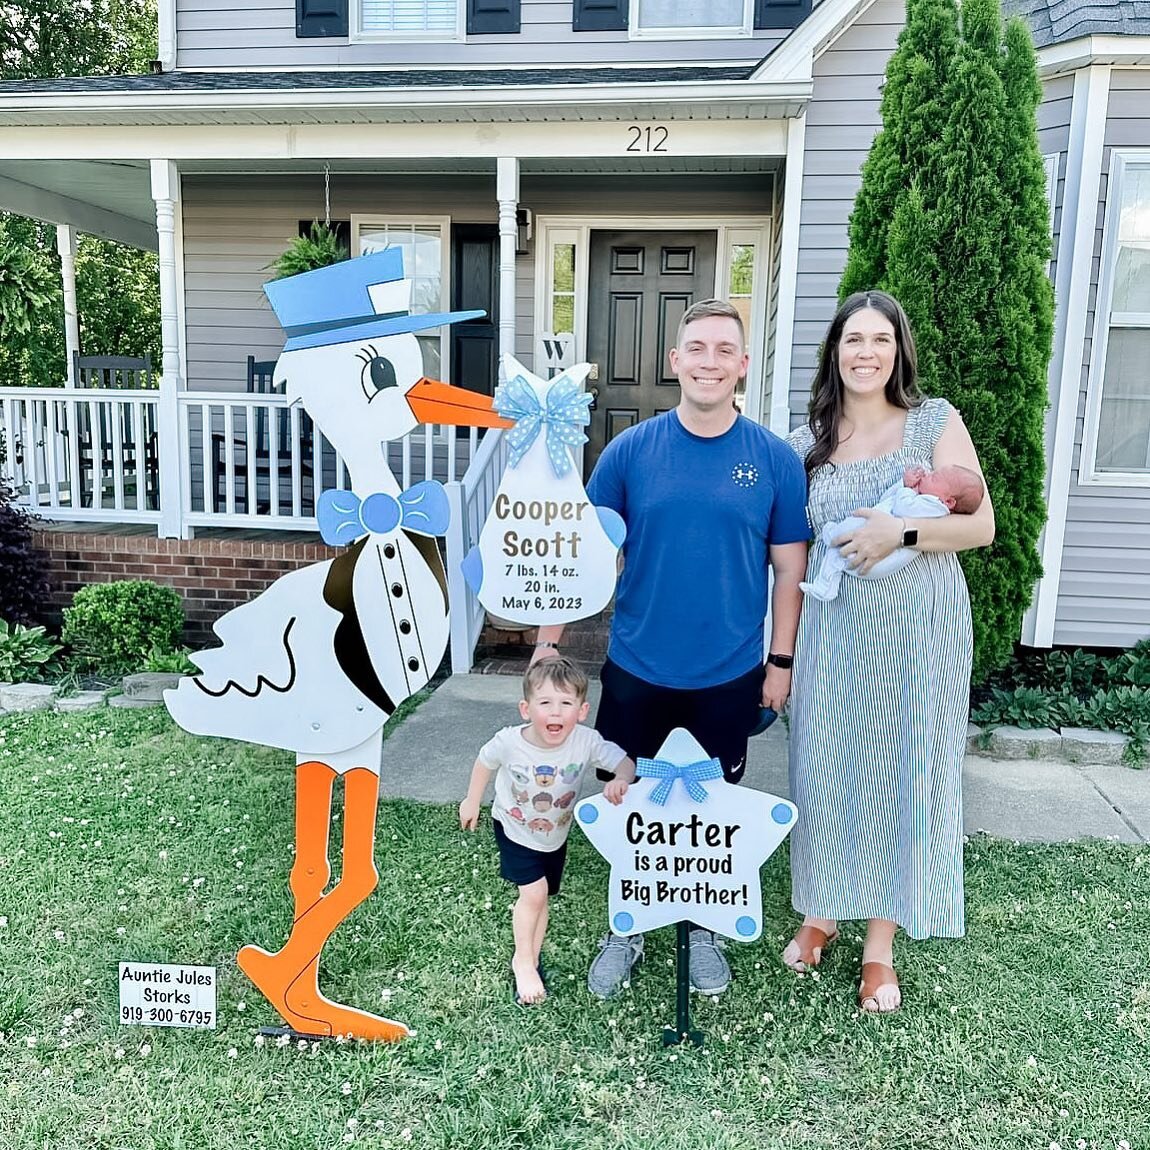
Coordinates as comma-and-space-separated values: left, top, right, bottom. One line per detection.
587, 410, 810, 690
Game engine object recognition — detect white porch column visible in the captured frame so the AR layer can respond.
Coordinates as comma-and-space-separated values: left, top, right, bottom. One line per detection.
496, 157, 519, 359
55, 224, 80, 386
767, 114, 806, 436
150, 159, 188, 539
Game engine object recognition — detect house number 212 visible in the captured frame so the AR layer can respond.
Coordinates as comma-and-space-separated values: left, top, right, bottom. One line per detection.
626, 125, 669, 153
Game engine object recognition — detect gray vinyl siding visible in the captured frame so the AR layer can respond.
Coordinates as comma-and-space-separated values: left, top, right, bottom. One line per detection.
787, 0, 904, 422
1038, 72, 1074, 287
1054, 67, 1150, 648
181, 171, 772, 390
175, 0, 787, 70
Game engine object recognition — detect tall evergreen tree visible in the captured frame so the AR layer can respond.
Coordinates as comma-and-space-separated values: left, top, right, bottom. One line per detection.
838, 0, 1053, 679
839, 0, 958, 298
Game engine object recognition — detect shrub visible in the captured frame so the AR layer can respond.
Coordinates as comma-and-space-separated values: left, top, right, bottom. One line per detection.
0, 619, 63, 683
1077, 687, 1150, 763
1103, 639, 1150, 691
142, 647, 197, 675
62, 580, 184, 674
971, 686, 1079, 730
0, 481, 52, 626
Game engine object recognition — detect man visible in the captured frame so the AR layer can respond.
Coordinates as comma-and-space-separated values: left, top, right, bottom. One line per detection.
533, 298, 810, 998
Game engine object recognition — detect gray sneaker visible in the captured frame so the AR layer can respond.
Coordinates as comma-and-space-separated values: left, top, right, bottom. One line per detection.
689, 929, 730, 994
587, 933, 644, 999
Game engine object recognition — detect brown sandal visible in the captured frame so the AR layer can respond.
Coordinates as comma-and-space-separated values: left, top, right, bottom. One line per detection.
785, 924, 839, 971
858, 961, 901, 1013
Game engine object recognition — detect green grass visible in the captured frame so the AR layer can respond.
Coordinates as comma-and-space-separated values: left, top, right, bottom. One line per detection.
0, 706, 1148, 1150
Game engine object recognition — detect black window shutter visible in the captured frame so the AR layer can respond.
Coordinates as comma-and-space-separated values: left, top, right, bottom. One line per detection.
754, 0, 812, 30
468, 0, 521, 34
573, 0, 628, 33
297, 0, 348, 38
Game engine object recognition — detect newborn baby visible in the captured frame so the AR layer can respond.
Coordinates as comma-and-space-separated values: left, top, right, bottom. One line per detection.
800, 464, 985, 602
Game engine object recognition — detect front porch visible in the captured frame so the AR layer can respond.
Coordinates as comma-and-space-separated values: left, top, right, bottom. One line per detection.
0, 71, 812, 669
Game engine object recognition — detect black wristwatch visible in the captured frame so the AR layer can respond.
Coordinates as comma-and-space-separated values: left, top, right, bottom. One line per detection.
902, 526, 919, 547
766, 652, 794, 670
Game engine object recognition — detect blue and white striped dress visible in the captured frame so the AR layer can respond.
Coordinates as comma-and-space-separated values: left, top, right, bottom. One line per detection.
786, 398, 970, 939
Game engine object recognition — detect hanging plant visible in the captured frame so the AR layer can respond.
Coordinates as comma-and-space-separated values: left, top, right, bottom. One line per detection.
269, 220, 348, 281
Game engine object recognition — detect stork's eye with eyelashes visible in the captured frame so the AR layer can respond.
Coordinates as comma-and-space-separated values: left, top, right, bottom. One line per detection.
357, 345, 398, 401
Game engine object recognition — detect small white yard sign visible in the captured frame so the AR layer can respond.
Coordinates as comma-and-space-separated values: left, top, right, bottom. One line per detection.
119, 962, 217, 1029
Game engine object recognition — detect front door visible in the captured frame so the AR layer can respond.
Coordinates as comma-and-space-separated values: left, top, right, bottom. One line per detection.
584, 229, 718, 473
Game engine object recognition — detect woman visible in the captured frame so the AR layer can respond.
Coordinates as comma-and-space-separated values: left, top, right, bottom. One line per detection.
784, 291, 995, 1013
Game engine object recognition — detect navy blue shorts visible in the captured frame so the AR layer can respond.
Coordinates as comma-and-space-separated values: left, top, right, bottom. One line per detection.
493, 819, 568, 896
593, 657, 764, 785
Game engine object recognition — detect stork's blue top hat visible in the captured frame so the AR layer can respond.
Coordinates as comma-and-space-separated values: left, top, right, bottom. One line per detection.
264, 247, 485, 352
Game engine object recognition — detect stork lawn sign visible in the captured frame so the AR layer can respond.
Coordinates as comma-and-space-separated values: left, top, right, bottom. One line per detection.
164, 249, 510, 1041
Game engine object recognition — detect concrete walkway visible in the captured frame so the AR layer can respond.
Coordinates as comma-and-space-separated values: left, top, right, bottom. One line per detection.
382, 674, 1150, 845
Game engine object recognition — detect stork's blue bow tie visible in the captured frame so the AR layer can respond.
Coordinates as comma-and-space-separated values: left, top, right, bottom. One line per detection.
636, 756, 724, 806
494, 373, 591, 478
317, 481, 449, 547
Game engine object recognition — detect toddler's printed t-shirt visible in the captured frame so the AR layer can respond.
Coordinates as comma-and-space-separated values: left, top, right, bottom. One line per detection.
478, 724, 627, 851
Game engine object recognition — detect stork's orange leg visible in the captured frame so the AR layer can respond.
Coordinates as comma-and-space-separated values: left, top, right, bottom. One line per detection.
238, 762, 408, 1041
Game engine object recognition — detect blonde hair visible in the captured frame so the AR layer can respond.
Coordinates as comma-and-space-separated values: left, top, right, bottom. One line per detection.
522, 655, 589, 703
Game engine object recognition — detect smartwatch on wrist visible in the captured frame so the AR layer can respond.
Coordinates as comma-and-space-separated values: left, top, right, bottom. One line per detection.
902, 525, 919, 547
766, 652, 794, 670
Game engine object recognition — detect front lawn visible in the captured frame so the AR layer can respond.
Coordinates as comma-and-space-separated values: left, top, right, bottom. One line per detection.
0, 707, 1147, 1150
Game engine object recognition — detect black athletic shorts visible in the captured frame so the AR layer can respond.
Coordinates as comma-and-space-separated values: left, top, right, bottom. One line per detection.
493, 819, 568, 896
593, 657, 764, 786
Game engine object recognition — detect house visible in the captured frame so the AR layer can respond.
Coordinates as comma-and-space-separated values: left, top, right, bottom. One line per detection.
0, 0, 1146, 663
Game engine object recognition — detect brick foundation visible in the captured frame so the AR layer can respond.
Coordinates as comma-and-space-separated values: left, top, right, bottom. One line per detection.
34, 528, 338, 644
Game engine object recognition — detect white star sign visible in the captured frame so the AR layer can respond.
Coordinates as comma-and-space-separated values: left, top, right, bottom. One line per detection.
576, 729, 797, 943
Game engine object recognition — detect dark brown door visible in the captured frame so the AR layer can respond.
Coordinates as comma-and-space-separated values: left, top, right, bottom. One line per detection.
585, 229, 718, 473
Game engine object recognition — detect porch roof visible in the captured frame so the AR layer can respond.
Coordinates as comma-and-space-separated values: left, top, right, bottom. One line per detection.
0, 66, 808, 128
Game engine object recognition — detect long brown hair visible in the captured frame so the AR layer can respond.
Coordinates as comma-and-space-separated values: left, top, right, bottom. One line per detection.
803, 290, 922, 480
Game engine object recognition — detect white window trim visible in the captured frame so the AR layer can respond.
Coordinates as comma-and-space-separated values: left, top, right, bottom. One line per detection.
349, 0, 465, 43
350, 214, 455, 384
628, 0, 753, 41
1080, 148, 1150, 487
533, 215, 773, 424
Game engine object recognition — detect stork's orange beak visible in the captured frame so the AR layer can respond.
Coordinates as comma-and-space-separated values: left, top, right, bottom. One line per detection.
406, 378, 513, 428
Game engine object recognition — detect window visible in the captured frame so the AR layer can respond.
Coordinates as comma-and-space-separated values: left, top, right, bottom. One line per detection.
721, 232, 764, 412
1044, 153, 1058, 274
632, 0, 751, 38
355, 0, 462, 38
1085, 155, 1150, 480
353, 218, 451, 378
551, 243, 576, 336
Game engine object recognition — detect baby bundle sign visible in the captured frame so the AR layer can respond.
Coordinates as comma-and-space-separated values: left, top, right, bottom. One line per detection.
577, 729, 797, 942
462, 354, 625, 625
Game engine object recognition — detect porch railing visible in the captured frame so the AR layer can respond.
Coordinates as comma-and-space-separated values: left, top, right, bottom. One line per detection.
0, 385, 506, 672
0, 387, 163, 524
0, 386, 484, 531
447, 423, 509, 674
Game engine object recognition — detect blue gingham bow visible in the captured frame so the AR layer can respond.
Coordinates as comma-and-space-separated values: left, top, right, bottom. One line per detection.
316, 481, 448, 547
494, 373, 592, 478
637, 756, 724, 806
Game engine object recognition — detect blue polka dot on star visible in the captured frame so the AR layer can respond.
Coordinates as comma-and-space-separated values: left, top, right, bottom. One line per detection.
731, 462, 758, 488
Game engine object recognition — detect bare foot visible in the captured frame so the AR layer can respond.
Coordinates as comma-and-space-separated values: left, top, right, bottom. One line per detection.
781, 918, 838, 972
511, 955, 546, 1005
